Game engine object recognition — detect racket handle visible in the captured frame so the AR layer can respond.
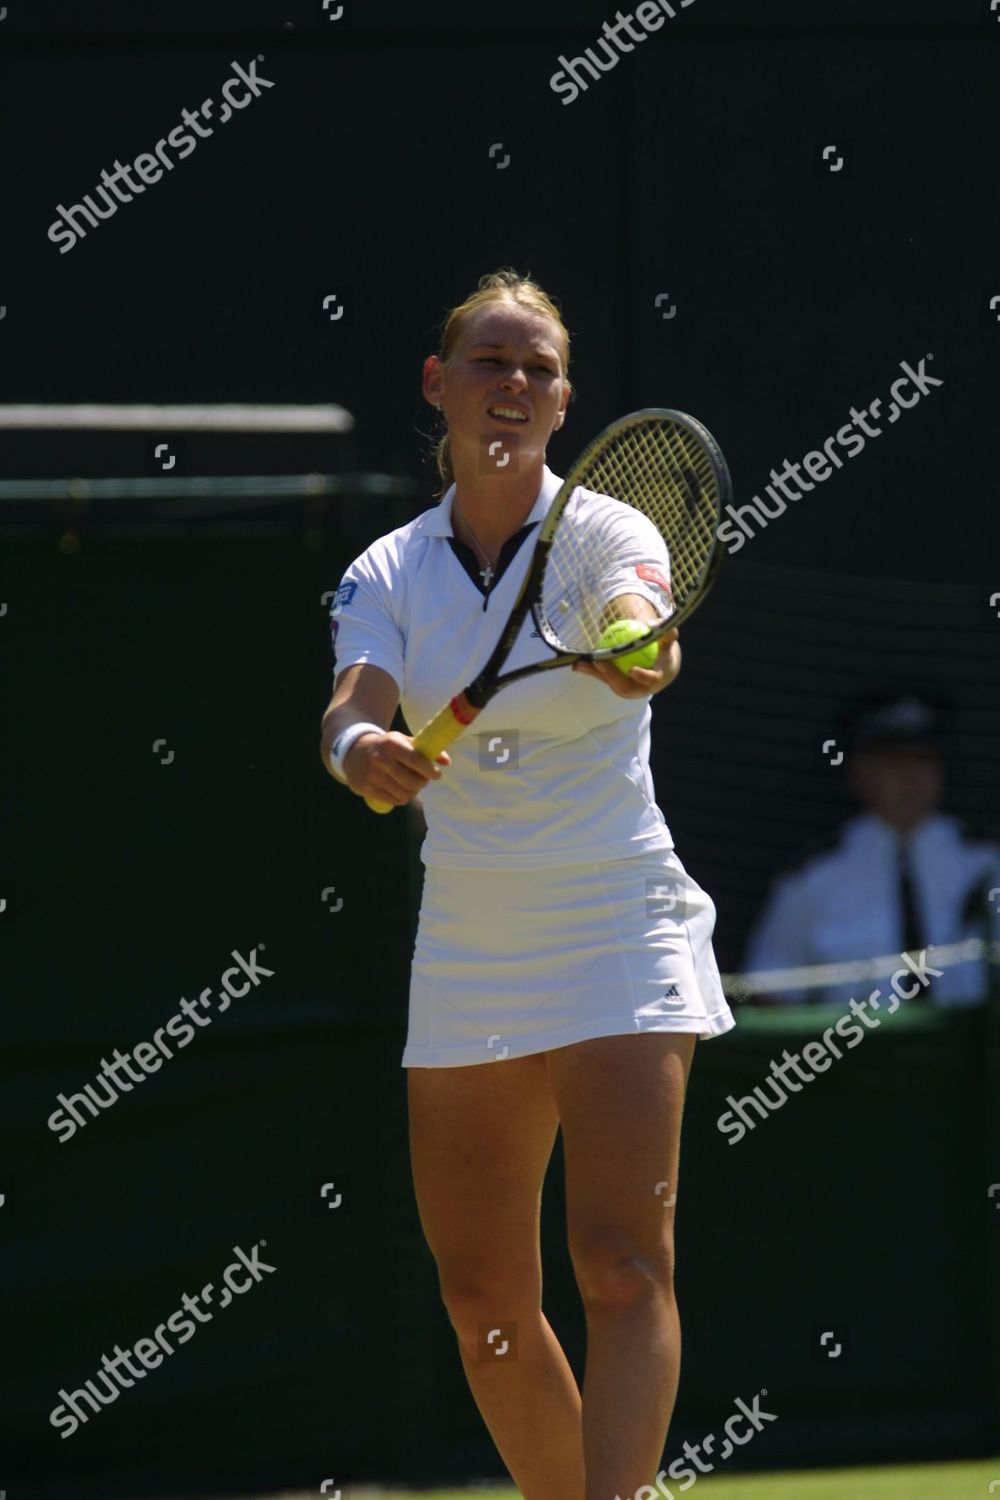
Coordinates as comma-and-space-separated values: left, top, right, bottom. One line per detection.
364, 699, 473, 815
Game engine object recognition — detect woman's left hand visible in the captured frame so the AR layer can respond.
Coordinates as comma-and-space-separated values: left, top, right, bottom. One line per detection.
572, 628, 681, 699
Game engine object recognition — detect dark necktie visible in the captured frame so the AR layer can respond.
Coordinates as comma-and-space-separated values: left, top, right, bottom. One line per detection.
897, 838, 922, 955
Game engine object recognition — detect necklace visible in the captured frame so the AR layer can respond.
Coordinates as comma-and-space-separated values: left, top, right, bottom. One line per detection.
453, 496, 500, 587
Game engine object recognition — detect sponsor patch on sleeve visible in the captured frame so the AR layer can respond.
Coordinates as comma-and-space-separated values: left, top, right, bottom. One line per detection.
330, 580, 358, 618
636, 563, 672, 597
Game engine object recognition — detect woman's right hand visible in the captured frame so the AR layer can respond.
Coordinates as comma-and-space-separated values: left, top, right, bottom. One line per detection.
344, 730, 450, 807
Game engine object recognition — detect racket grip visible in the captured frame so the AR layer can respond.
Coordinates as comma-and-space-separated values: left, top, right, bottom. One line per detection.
363, 699, 473, 815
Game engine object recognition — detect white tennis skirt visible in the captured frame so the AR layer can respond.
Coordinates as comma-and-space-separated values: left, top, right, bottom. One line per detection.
401, 847, 736, 1068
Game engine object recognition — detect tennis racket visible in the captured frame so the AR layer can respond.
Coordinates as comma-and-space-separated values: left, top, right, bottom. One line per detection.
365, 407, 731, 814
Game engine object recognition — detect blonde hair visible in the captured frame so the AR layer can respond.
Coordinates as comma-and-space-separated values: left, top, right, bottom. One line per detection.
430, 269, 573, 498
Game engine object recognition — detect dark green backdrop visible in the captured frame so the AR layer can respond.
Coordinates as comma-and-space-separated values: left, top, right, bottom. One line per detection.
3, 0, 1000, 1490
3, 527, 998, 1496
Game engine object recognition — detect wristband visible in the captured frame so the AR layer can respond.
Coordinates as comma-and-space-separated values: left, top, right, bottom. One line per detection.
329, 721, 383, 783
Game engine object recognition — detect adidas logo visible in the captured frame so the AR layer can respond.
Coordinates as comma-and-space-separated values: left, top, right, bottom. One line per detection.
662, 985, 682, 1002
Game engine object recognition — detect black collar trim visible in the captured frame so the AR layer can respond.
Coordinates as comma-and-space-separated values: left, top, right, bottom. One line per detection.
448, 521, 539, 608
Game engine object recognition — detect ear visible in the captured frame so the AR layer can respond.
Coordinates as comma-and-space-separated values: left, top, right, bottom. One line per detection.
423, 354, 445, 409
554, 381, 571, 429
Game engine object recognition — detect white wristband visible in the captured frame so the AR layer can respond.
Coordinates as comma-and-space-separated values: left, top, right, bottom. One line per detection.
328, 721, 384, 784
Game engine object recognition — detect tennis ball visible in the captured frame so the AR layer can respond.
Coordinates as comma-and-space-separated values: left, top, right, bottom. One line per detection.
598, 619, 661, 675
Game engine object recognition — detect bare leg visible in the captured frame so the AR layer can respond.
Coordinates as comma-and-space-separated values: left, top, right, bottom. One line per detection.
450, 1303, 585, 1500
581, 1269, 681, 1498
408, 1054, 586, 1500
547, 1033, 696, 1500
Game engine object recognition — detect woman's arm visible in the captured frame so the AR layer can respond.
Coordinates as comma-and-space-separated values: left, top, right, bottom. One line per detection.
321, 662, 400, 760
319, 663, 450, 806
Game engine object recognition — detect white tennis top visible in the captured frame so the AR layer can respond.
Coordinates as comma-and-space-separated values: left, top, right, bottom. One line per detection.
330, 464, 676, 869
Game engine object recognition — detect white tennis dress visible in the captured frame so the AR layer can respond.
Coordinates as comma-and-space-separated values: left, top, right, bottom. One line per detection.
331, 464, 736, 1066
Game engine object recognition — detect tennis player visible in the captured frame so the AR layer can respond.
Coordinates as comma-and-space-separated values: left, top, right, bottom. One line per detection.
320, 270, 735, 1500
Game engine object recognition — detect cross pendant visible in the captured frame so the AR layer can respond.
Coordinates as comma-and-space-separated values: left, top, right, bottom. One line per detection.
480, 563, 494, 587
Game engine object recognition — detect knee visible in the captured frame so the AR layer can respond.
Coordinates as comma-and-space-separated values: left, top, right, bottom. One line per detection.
569, 1231, 675, 1309
437, 1267, 542, 1344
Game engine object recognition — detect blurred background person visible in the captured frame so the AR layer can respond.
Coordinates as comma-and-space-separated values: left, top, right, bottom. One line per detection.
743, 693, 1000, 1006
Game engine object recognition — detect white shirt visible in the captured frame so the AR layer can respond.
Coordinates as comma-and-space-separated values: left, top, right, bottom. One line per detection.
330, 465, 675, 869
744, 812, 1000, 1006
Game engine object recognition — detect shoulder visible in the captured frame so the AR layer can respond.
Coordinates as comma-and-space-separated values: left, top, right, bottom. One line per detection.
950, 814, 1000, 847
575, 484, 657, 533
348, 504, 443, 580
771, 818, 859, 885
942, 814, 1000, 865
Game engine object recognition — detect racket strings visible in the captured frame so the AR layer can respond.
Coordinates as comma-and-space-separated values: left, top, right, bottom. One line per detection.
538, 417, 723, 655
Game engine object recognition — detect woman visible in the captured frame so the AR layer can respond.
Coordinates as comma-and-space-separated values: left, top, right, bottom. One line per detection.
320, 269, 735, 1500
